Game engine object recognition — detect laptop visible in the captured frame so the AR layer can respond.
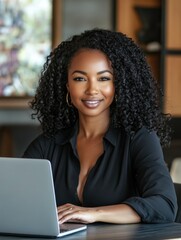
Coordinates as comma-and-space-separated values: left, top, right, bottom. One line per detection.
0, 157, 87, 238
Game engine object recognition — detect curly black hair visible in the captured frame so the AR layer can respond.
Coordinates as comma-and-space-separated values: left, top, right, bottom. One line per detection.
31, 28, 171, 146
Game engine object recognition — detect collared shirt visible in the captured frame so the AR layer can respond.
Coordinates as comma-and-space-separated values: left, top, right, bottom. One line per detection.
23, 124, 177, 223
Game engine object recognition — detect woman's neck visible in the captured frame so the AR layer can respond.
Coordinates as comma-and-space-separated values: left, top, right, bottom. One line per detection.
78, 115, 110, 139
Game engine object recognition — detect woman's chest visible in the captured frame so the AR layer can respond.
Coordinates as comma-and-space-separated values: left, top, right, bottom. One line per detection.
50, 142, 136, 207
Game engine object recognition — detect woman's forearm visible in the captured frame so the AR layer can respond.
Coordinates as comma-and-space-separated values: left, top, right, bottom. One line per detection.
58, 203, 141, 224
93, 204, 141, 224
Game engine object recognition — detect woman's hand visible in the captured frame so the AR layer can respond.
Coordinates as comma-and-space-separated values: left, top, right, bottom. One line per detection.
57, 203, 99, 224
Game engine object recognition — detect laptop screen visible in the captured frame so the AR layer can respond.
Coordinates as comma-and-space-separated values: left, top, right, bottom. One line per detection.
0, 157, 86, 238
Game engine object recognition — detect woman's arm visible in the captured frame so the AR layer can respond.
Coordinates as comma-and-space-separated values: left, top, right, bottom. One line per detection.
57, 203, 141, 224
124, 127, 178, 223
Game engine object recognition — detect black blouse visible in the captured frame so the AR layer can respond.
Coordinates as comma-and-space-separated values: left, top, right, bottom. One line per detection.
23, 125, 177, 223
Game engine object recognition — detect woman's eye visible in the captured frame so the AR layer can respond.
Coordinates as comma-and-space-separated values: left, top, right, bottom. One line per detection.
73, 77, 85, 81
99, 77, 111, 81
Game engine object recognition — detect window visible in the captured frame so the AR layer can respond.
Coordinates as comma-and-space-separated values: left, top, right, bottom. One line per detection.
0, 0, 52, 97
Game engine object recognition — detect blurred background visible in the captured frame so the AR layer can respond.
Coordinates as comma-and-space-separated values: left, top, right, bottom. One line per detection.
0, 0, 181, 172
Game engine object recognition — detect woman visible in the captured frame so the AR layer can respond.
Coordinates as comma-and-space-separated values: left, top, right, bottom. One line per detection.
23, 29, 177, 224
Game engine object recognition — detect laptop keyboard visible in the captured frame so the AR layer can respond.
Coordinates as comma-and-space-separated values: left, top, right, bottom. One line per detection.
60, 224, 71, 233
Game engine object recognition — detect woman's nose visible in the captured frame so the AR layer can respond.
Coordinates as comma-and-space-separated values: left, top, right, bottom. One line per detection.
85, 80, 99, 95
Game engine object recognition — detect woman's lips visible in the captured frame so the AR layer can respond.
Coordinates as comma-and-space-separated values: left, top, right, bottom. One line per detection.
82, 99, 103, 108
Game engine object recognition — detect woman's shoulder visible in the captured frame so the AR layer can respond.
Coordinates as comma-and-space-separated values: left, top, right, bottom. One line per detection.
132, 126, 158, 140
23, 127, 73, 158
130, 126, 162, 154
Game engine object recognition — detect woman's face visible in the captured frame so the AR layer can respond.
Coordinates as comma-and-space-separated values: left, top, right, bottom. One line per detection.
67, 49, 115, 119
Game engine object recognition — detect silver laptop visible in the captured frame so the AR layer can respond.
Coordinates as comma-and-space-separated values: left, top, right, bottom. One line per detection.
0, 157, 87, 238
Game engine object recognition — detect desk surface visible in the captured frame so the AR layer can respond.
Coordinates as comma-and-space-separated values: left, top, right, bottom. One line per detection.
0, 223, 181, 240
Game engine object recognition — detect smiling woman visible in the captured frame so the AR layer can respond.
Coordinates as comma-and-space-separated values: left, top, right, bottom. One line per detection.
23, 29, 177, 225
67, 49, 115, 203
67, 49, 115, 118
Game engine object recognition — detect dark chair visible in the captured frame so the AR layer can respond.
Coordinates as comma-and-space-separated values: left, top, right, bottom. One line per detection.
174, 183, 181, 223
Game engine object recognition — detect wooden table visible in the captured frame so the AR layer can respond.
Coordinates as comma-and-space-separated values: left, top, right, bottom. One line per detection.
0, 222, 181, 240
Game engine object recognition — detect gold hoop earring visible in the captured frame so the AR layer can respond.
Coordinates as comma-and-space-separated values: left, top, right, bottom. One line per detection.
66, 92, 72, 107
